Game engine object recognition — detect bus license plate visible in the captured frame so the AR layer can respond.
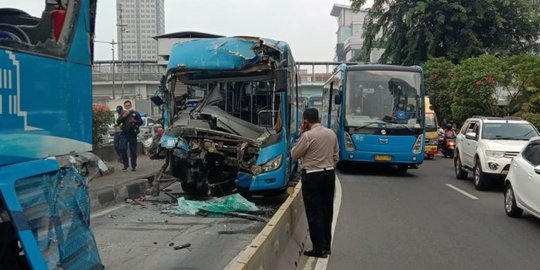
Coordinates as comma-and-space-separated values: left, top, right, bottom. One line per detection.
375, 155, 392, 161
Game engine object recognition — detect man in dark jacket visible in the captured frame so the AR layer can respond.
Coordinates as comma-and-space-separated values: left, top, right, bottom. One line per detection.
113, 105, 124, 163
116, 100, 143, 171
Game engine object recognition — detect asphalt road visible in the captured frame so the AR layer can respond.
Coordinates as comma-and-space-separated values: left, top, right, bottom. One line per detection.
327, 157, 540, 270
90, 182, 284, 270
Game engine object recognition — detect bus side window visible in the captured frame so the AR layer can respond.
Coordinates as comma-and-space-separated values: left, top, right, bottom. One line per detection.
0, 2, 71, 57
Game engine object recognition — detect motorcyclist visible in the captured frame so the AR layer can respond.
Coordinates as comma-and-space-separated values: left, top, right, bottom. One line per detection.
444, 123, 456, 139
442, 124, 456, 153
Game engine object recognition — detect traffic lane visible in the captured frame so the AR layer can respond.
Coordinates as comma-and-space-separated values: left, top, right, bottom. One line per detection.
90, 181, 284, 270
328, 158, 540, 270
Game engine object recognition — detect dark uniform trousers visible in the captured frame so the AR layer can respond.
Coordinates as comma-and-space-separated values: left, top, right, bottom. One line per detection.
301, 169, 335, 252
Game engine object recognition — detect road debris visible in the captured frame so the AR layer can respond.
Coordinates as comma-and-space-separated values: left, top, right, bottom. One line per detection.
173, 243, 191, 250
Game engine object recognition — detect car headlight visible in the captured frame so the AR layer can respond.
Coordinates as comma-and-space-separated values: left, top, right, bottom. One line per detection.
485, 150, 505, 158
252, 155, 282, 175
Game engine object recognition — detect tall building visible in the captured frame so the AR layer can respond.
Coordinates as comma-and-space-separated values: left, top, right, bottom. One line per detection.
330, 4, 367, 62
331, 4, 384, 63
116, 0, 165, 61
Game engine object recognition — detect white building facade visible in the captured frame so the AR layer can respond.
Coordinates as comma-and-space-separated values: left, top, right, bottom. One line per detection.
116, 0, 165, 61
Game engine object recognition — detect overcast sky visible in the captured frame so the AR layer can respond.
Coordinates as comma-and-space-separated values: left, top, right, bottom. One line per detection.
2, 0, 371, 61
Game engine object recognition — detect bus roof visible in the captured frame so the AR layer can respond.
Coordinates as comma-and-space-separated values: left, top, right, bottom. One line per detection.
166, 36, 292, 82
344, 64, 422, 73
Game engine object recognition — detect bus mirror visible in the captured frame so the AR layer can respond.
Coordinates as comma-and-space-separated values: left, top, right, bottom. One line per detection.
276, 69, 288, 92
334, 94, 342, 105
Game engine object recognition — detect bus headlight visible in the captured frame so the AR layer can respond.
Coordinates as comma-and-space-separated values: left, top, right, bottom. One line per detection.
252, 155, 282, 175
411, 134, 423, 154
345, 132, 355, 151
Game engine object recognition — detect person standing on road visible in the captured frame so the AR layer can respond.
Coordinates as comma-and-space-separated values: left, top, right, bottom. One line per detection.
291, 108, 339, 258
116, 100, 143, 171
113, 105, 125, 164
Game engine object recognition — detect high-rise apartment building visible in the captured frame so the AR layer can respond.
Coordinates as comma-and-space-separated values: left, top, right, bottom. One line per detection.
116, 0, 165, 61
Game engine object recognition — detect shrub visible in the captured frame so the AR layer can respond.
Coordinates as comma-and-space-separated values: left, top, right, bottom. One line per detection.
92, 104, 113, 147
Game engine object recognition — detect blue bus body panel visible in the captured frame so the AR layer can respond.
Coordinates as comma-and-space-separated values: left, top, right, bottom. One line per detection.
352, 134, 416, 152
167, 37, 288, 72
247, 134, 287, 191
0, 159, 102, 269
168, 37, 259, 71
339, 133, 424, 164
0, 1, 93, 166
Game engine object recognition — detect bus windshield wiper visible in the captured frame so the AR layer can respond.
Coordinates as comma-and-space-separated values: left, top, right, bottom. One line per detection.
353, 121, 386, 129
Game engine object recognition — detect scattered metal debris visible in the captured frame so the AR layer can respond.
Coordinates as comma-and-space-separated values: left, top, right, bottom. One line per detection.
173, 243, 191, 250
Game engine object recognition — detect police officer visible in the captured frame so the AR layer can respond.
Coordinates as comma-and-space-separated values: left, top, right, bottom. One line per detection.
292, 108, 339, 258
116, 100, 143, 171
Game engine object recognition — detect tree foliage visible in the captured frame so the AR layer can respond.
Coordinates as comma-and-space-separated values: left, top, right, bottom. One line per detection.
423, 58, 455, 125
502, 55, 540, 128
350, 0, 540, 65
92, 104, 113, 147
450, 54, 504, 124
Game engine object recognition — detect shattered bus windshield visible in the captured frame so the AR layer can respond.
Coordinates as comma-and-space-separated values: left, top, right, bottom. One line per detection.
149, 36, 300, 197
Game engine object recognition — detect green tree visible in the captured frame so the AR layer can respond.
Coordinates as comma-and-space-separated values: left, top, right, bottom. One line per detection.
92, 104, 113, 147
350, 0, 540, 65
501, 54, 540, 128
451, 54, 504, 124
423, 58, 455, 125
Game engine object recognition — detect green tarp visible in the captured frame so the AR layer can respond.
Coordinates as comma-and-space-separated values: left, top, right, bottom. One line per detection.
163, 194, 259, 216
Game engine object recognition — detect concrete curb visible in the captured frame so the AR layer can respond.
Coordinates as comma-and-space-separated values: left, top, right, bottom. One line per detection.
89, 175, 154, 212
226, 183, 308, 270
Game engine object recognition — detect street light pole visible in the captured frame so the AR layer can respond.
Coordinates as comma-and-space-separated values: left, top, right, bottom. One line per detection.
95, 39, 117, 100
117, 2, 128, 99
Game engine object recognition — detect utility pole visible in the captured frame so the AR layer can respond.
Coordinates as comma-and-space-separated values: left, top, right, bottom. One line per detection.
95, 39, 117, 100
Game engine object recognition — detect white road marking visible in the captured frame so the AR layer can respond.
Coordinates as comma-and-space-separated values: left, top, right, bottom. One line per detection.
446, 184, 479, 200
304, 175, 343, 270
91, 204, 128, 219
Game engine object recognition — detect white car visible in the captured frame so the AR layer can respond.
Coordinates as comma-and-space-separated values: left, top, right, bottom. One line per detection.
504, 137, 540, 218
454, 117, 540, 190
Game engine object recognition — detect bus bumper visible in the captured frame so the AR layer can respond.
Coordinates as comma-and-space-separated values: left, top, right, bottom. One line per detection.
340, 151, 424, 165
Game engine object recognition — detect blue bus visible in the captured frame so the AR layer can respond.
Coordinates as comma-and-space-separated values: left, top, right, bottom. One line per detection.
0, 1, 103, 269
151, 36, 301, 196
305, 94, 322, 110
322, 64, 425, 172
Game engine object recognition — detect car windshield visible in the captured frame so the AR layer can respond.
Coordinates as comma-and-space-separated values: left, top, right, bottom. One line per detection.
482, 123, 539, 140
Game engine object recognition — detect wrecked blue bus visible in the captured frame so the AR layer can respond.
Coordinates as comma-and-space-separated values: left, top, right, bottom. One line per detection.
322, 64, 425, 172
0, 1, 103, 269
150, 36, 301, 196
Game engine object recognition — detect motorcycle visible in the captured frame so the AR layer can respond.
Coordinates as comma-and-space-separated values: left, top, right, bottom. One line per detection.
441, 137, 456, 158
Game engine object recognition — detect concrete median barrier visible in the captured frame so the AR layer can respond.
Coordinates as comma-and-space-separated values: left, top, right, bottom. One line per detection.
226, 183, 308, 270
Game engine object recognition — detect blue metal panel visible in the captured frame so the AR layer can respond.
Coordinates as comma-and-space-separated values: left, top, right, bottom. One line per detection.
249, 164, 286, 191
0, 160, 60, 270
168, 37, 260, 71
0, 159, 103, 269
0, 1, 92, 166
256, 137, 286, 165
68, 0, 92, 65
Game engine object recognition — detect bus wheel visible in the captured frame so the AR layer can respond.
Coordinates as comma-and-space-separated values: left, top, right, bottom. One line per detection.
397, 165, 408, 173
